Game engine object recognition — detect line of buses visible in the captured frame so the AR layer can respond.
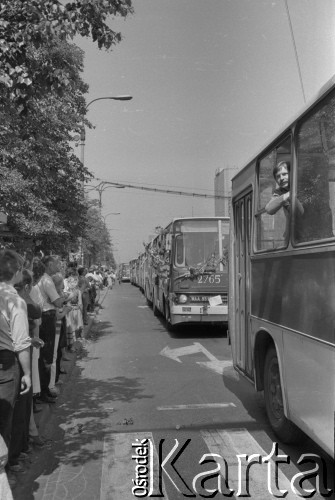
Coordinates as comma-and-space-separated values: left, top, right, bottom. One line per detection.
129, 217, 230, 329
126, 76, 335, 460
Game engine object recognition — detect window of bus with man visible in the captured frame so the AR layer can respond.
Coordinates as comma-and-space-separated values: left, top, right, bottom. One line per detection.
256, 137, 294, 250
256, 88, 335, 251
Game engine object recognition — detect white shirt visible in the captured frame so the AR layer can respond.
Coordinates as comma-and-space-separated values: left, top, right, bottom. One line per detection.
86, 272, 100, 283
95, 272, 103, 284
0, 282, 31, 352
30, 284, 44, 326
36, 273, 60, 312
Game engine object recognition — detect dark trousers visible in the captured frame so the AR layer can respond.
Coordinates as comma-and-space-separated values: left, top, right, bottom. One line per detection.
0, 351, 20, 449
56, 319, 66, 383
39, 311, 56, 395
82, 291, 89, 324
8, 384, 32, 465
88, 287, 96, 312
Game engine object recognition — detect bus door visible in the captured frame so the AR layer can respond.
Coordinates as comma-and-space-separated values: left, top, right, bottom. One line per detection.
233, 191, 253, 378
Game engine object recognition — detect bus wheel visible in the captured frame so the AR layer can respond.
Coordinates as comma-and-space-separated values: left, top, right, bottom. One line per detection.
164, 302, 175, 332
264, 347, 301, 444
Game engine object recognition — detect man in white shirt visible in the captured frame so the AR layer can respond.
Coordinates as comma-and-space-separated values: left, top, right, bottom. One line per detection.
37, 255, 67, 403
0, 250, 31, 449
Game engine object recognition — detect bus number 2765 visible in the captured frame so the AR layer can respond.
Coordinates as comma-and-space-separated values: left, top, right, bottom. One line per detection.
197, 275, 221, 284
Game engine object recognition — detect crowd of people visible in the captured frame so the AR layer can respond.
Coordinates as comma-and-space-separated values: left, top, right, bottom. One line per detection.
0, 248, 116, 494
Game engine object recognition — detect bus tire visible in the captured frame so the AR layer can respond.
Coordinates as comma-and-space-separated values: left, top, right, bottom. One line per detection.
264, 347, 302, 444
164, 301, 175, 332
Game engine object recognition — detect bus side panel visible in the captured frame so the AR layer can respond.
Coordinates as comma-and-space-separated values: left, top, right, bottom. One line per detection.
284, 332, 334, 457
251, 251, 335, 457
251, 252, 335, 343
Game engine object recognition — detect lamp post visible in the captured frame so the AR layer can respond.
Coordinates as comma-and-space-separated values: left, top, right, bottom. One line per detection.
102, 212, 120, 224
80, 95, 133, 166
85, 181, 122, 209
78, 95, 132, 266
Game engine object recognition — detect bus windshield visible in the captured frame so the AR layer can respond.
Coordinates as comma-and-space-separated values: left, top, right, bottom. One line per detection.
173, 220, 229, 270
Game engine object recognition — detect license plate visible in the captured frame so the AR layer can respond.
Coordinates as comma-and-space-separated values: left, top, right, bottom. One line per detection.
182, 307, 191, 312
191, 296, 208, 302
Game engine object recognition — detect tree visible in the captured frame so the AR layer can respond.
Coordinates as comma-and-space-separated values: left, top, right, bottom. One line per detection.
0, 41, 91, 247
0, 0, 133, 253
81, 201, 115, 267
0, 0, 133, 113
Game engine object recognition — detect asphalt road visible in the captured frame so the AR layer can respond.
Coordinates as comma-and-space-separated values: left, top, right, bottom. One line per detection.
13, 283, 334, 499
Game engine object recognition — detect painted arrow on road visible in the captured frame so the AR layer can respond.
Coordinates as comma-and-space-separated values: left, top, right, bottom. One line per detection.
160, 342, 233, 375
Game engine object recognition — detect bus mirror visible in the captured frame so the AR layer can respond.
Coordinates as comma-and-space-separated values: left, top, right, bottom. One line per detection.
166, 235, 171, 250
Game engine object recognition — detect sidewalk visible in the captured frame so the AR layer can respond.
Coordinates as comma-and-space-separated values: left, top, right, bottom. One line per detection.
8, 290, 111, 497
31, 287, 110, 437
33, 304, 101, 434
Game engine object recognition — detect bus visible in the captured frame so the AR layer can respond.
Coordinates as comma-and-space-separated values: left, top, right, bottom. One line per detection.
118, 263, 130, 282
129, 258, 138, 286
145, 217, 230, 328
229, 76, 335, 457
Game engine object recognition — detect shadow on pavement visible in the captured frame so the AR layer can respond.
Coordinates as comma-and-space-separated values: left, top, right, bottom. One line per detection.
12, 317, 154, 500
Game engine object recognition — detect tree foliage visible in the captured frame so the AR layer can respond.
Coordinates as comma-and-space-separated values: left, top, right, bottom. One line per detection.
0, 0, 133, 253
0, 0, 133, 113
0, 40, 90, 243
82, 200, 115, 267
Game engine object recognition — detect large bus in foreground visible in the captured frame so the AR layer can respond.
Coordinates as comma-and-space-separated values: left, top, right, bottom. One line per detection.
144, 217, 230, 328
229, 76, 335, 457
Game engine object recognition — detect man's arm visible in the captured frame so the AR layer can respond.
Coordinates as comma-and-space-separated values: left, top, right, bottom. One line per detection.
11, 297, 32, 394
265, 191, 290, 215
16, 348, 31, 395
52, 296, 67, 308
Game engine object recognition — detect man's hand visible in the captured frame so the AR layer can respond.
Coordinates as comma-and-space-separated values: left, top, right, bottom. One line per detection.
20, 374, 31, 395
31, 338, 44, 349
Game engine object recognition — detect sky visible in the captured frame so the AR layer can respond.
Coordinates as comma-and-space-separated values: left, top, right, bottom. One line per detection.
76, 0, 335, 264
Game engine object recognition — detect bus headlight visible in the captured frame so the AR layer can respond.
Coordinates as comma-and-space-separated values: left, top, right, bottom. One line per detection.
178, 294, 188, 304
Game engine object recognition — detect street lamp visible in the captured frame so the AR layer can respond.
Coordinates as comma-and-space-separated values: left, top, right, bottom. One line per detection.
85, 181, 120, 209
78, 95, 131, 266
79, 95, 133, 166
102, 212, 120, 224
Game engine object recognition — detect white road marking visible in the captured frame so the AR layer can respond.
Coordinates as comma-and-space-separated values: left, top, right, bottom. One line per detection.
157, 403, 236, 410
160, 342, 232, 375
138, 305, 149, 308
201, 428, 310, 499
160, 343, 205, 362
197, 359, 233, 374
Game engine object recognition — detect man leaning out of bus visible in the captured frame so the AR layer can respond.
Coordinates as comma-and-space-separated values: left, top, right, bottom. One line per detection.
265, 161, 304, 216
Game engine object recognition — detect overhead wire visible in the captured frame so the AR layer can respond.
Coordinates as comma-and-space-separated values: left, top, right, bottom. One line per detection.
87, 180, 229, 200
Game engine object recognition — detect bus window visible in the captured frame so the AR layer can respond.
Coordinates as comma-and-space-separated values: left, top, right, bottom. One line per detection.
294, 91, 335, 243
255, 137, 291, 251
175, 235, 185, 266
